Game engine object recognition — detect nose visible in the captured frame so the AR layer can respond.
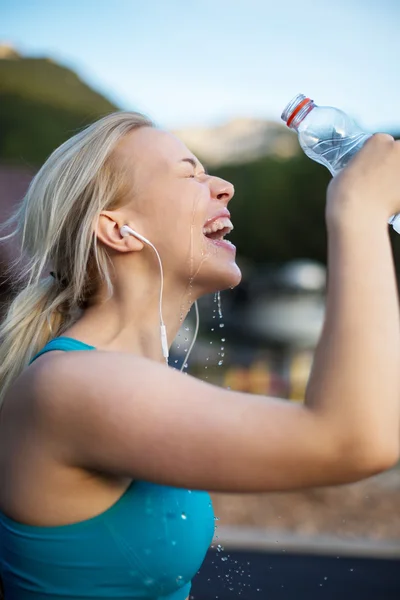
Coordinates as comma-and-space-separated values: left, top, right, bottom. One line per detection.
210, 176, 235, 204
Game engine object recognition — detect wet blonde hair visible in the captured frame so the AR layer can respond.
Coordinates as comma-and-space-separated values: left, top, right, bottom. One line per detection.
0, 111, 154, 410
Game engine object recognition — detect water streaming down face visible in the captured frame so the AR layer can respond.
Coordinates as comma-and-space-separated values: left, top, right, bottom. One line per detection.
178, 193, 214, 372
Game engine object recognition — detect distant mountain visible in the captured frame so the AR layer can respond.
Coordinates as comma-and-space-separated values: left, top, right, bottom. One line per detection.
0, 43, 119, 166
174, 118, 300, 167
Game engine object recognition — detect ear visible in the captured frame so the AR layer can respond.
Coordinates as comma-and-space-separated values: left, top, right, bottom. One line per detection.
95, 212, 144, 252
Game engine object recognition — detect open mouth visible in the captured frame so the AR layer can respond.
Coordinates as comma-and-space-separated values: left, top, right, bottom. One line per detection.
202, 217, 236, 251
203, 226, 232, 240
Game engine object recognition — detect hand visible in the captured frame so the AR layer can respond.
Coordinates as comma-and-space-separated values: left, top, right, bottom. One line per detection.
326, 133, 400, 228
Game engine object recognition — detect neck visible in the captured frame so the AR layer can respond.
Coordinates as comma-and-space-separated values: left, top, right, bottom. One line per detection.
62, 275, 198, 364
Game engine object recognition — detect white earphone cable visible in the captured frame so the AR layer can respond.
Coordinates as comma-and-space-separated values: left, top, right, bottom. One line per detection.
120, 225, 200, 369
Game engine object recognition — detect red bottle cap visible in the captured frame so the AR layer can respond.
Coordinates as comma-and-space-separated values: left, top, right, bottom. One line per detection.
286, 97, 312, 128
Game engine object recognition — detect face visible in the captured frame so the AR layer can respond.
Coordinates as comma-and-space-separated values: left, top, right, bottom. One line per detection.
111, 126, 242, 296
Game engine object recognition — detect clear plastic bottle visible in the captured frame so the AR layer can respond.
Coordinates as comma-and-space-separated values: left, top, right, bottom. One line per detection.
281, 93, 400, 232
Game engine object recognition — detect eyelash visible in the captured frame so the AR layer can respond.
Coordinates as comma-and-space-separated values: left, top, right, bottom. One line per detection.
188, 171, 206, 179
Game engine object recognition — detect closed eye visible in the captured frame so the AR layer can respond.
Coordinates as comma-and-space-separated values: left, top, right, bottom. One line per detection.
180, 157, 208, 177
187, 171, 206, 179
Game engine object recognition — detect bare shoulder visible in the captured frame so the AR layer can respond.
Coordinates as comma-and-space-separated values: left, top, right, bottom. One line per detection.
31, 348, 369, 493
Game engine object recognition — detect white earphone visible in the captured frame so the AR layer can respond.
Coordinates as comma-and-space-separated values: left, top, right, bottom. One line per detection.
119, 225, 199, 370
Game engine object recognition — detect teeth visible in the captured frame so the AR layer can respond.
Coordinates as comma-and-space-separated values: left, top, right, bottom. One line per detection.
203, 217, 233, 236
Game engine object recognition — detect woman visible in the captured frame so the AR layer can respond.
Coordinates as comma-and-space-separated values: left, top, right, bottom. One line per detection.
0, 111, 399, 600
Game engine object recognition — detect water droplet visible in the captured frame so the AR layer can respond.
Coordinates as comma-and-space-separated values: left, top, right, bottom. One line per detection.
171, 540, 177, 546
221, 338, 225, 342
217, 291, 223, 318
210, 341, 213, 344
188, 489, 192, 494
324, 576, 328, 580
221, 557, 228, 562
176, 575, 185, 586
177, 344, 180, 349
214, 516, 220, 521
174, 359, 178, 364
219, 323, 224, 328
218, 360, 223, 366
211, 328, 214, 331
181, 512, 187, 520
184, 337, 188, 341
144, 577, 155, 586
350, 568, 354, 572
185, 326, 190, 331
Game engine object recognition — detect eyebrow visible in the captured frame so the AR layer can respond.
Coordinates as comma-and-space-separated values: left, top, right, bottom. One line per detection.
180, 157, 208, 174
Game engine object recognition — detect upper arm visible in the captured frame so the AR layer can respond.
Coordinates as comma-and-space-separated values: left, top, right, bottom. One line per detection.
32, 350, 360, 492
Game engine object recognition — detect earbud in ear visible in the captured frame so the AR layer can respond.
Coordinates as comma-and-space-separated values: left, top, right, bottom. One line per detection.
120, 225, 150, 246
119, 225, 131, 238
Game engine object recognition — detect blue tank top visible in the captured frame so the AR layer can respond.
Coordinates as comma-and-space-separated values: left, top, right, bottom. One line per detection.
0, 337, 215, 599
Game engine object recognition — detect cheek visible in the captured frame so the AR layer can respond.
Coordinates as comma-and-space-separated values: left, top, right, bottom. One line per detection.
150, 182, 208, 261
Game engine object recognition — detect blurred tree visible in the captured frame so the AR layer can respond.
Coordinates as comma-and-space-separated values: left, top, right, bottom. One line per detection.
211, 153, 330, 265
0, 56, 119, 166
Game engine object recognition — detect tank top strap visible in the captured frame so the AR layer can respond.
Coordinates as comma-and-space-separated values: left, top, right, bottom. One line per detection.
29, 337, 96, 365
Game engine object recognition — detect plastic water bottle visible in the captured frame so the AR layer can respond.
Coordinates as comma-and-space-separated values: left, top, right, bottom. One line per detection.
281, 93, 400, 233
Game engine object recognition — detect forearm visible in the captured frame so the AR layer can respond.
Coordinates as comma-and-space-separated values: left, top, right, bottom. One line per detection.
305, 212, 400, 464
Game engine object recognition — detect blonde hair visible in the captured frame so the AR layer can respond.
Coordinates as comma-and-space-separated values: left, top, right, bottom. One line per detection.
0, 111, 154, 410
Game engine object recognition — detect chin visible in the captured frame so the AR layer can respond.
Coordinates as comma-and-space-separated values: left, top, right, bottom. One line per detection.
198, 261, 242, 296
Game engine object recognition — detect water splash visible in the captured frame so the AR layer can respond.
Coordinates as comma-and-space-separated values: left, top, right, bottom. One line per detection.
216, 291, 223, 318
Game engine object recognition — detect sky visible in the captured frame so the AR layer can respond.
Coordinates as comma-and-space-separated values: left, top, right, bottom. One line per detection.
1, 0, 399, 133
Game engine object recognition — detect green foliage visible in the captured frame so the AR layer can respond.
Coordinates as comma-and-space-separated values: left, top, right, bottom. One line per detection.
211, 153, 331, 265
0, 57, 117, 114
0, 57, 119, 166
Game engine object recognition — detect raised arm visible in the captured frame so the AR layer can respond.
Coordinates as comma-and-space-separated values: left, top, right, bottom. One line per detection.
304, 133, 400, 471
29, 134, 400, 494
